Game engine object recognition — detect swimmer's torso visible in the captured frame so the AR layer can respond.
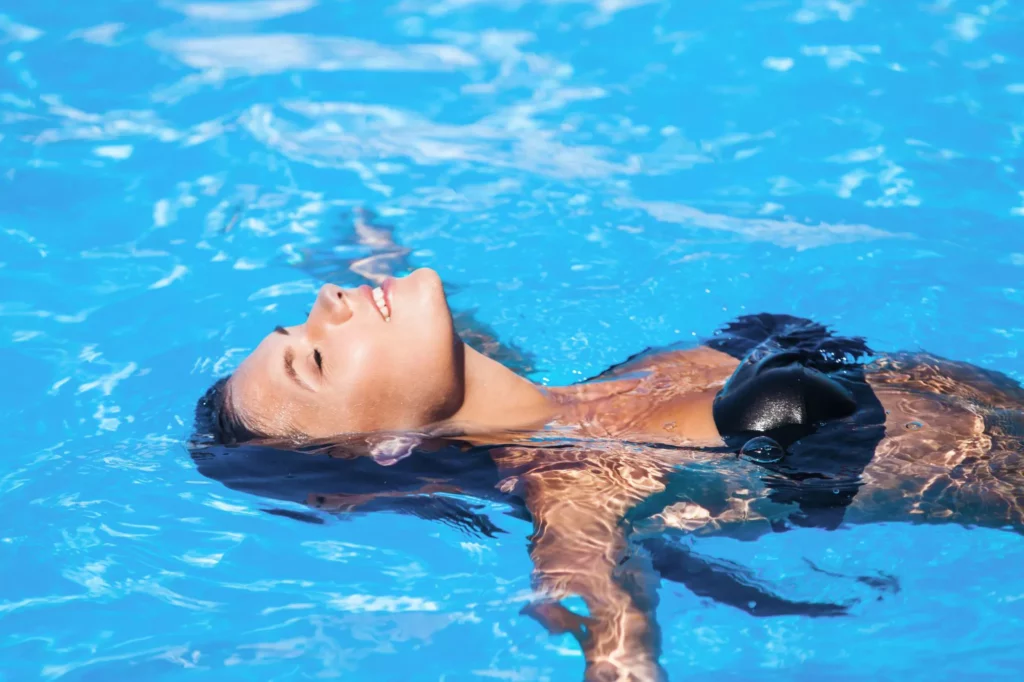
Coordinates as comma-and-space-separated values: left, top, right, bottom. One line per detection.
493, 347, 1024, 536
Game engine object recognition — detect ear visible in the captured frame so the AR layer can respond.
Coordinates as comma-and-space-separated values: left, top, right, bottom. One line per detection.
368, 433, 422, 466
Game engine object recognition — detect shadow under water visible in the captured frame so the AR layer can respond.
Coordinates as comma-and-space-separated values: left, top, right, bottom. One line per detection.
189, 433, 897, 679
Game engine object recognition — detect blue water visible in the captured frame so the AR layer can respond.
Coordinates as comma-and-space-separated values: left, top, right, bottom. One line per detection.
3, 0, 1024, 679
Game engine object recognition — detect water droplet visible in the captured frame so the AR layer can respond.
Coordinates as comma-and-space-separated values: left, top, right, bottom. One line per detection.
663, 421, 676, 431
905, 421, 923, 431
833, 488, 840, 495
740, 436, 785, 464
747, 600, 757, 610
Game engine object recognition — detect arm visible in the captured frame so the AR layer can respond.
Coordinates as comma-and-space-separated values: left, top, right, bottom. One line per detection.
499, 447, 669, 681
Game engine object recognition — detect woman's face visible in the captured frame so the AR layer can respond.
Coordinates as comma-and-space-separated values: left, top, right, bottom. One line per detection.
228, 268, 464, 439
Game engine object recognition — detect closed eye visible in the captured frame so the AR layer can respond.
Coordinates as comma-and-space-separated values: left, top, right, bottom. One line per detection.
313, 349, 323, 373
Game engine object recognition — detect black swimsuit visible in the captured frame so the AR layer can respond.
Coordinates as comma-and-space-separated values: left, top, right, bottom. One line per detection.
707, 313, 887, 530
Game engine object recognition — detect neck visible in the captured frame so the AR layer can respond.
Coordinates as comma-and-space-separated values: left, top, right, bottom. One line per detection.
444, 343, 557, 434
441, 345, 726, 444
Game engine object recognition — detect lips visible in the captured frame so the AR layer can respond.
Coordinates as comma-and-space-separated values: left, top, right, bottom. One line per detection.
351, 279, 394, 322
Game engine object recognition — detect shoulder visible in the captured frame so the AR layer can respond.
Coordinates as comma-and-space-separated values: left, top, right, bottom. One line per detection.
583, 345, 738, 396
587, 312, 869, 385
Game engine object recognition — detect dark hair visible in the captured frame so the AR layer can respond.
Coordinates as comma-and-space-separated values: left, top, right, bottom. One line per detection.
705, 313, 872, 371
192, 376, 261, 445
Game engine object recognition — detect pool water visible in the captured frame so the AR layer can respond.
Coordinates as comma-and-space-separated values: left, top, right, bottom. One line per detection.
3, 0, 1024, 679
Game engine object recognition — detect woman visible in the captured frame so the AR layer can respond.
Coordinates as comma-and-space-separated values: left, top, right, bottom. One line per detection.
192, 268, 1024, 682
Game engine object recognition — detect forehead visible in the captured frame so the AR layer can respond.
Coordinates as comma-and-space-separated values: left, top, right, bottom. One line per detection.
229, 331, 299, 436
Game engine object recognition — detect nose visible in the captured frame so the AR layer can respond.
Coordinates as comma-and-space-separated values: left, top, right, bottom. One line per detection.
307, 283, 352, 333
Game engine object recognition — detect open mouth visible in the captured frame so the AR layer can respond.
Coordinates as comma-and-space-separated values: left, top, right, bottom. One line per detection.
371, 286, 391, 322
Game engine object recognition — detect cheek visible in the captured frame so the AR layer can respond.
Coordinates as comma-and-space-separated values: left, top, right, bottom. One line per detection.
333, 333, 460, 428
396, 317, 459, 388
327, 337, 387, 393
323, 338, 411, 418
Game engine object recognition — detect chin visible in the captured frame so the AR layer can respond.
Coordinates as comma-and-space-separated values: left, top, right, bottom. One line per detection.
408, 267, 444, 291
401, 268, 451, 321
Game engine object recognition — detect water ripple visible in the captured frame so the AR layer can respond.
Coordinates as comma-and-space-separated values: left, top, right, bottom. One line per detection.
3, 0, 1024, 679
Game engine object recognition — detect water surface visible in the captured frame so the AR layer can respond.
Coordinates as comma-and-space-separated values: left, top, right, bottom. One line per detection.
2, 1, 1024, 679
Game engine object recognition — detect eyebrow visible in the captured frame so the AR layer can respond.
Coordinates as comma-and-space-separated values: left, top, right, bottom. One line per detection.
283, 348, 314, 392
274, 326, 289, 335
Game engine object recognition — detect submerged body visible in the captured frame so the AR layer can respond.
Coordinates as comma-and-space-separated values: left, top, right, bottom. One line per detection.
194, 268, 1024, 681
482, 348, 1024, 680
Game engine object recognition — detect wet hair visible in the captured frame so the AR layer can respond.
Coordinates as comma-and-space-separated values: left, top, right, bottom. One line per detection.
705, 313, 872, 370
192, 376, 261, 445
